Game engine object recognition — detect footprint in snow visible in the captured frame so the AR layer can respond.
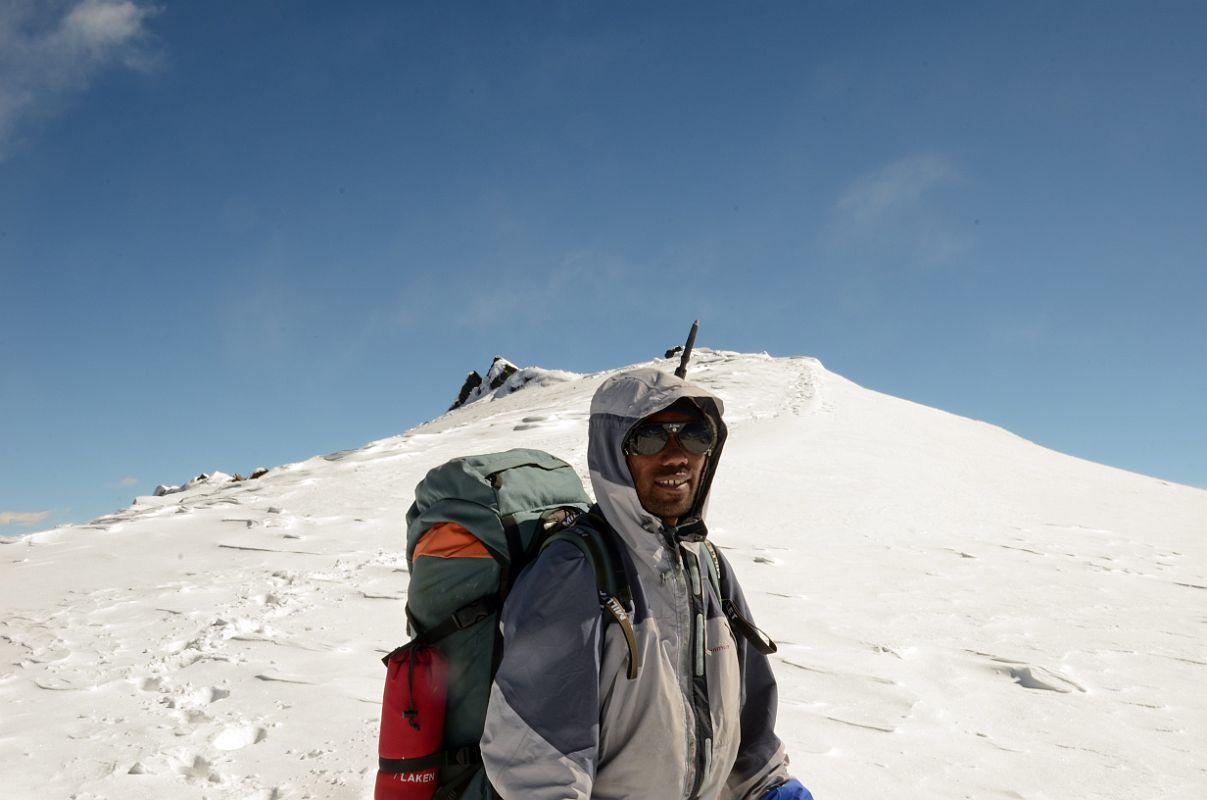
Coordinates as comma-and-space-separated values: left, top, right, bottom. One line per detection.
212, 722, 267, 750
170, 685, 230, 709
178, 754, 218, 782
138, 676, 165, 693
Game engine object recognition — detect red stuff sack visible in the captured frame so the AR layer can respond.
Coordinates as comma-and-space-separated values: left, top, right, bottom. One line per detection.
375, 644, 448, 800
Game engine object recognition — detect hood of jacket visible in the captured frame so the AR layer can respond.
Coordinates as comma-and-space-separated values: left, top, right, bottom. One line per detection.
587, 368, 728, 561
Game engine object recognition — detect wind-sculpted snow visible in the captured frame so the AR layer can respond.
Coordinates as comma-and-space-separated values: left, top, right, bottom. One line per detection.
1, 350, 1204, 799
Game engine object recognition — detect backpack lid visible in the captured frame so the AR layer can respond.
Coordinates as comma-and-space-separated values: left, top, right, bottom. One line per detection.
405, 448, 591, 569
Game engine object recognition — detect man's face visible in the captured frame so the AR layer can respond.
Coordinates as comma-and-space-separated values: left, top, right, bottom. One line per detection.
625, 409, 709, 528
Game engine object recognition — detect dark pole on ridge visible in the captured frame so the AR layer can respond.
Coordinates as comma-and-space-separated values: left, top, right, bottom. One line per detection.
674, 320, 699, 380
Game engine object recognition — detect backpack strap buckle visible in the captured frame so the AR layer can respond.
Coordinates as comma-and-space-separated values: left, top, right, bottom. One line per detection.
452, 595, 497, 630
409, 595, 500, 646
602, 595, 641, 679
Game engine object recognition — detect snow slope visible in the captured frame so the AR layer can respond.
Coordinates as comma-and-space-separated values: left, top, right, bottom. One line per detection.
2, 350, 1204, 800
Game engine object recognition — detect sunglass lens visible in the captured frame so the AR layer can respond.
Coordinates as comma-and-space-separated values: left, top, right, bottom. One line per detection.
627, 424, 670, 456
677, 422, 715, 454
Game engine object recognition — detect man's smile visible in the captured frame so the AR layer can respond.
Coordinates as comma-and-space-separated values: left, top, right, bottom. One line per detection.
654, 475, 691, 490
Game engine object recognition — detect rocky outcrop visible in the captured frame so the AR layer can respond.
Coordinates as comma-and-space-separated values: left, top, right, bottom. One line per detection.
448, 357, 519, 410
449, 371, 484, 411
153, 467, 271, 497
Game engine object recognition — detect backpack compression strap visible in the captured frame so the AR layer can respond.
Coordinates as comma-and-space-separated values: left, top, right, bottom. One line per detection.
379, 745, 481, 774
403, 594, 499, 649
700, 539, 778, 656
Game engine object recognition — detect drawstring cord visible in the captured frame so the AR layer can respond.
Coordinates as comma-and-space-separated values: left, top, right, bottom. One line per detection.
403, 647, 421, 730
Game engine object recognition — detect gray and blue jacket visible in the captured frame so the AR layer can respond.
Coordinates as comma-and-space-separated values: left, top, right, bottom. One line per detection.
482, 369, 791, 799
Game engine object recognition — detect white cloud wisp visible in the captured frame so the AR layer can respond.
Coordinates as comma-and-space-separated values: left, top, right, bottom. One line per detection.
0, 0, 158, 158
0, 510, 51, 526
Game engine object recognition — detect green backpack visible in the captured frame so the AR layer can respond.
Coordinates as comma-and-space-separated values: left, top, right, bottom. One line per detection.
375, 449, 638, 800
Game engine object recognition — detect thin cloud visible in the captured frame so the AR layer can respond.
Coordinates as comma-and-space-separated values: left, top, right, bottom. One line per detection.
831, 154, 971, 268
0, 510, 51, 526
115, 476, 138, 488
0, 0, 159, 158
836, 154, 958, 226
459, 251, 635, 327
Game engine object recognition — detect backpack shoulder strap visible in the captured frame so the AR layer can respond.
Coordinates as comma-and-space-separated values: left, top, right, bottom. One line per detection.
700, 539, 778, 656
539, 511, 640, 679
700, 538, 723, 600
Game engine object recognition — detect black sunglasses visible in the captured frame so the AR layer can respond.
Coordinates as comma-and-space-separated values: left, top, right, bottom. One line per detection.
623, 420, 716, 456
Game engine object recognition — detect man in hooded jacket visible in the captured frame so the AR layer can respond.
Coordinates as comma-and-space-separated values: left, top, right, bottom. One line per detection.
481, 369, 812, 800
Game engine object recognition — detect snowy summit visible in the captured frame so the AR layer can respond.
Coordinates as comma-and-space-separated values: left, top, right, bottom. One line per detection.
1, 350, 1204, 799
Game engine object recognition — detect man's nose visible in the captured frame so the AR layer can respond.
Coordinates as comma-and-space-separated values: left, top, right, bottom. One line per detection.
659, 436, 691, 460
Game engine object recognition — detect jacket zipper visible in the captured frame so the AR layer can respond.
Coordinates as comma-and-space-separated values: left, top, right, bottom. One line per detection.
681, 544, 712, 799
662, 533, 697, 797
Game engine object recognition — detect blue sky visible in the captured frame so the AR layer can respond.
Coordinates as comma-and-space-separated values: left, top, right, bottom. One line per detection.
2, 1, 1205, 530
